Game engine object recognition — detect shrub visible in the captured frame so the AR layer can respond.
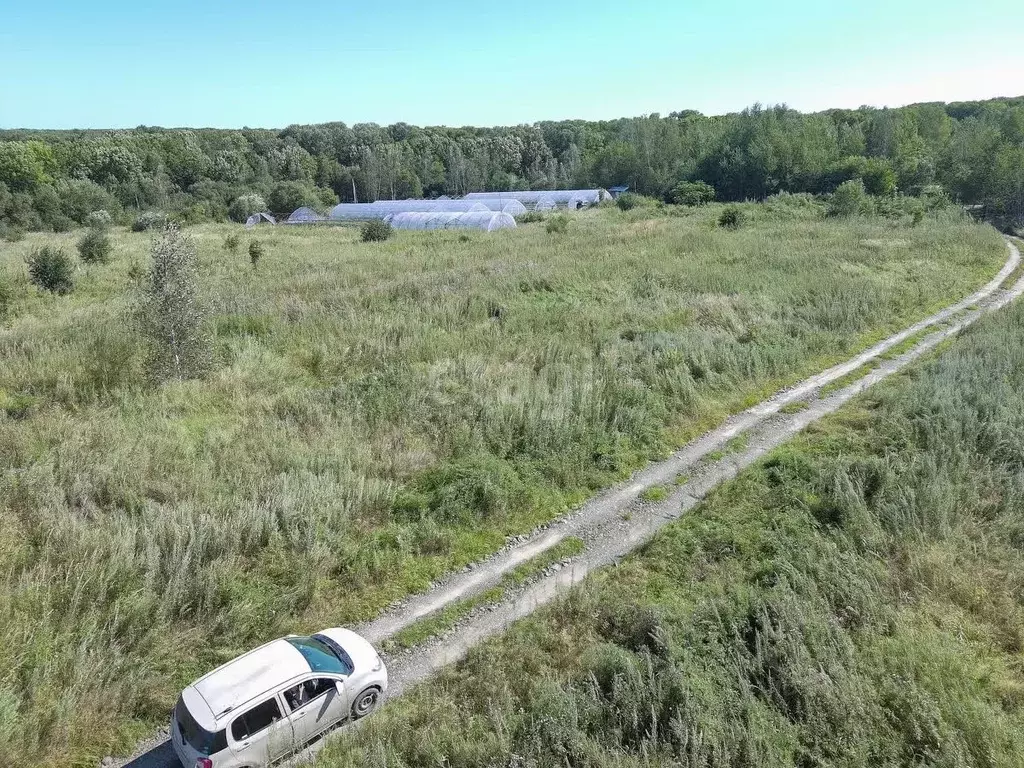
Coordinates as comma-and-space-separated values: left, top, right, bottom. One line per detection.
248, 239, 264, 269
26, 245, 74, 294
828, 179, 873, 217
0, 274, 11, 320
267, 182, 323, 217
228, 194, 268, 223
131, 211, 166, 232
718, 205, 745, 229
668, 180, 716, 206
614, 193, 638, 211
516, 211, 545, 224
360, 218, 393, 242
0, 223, 24, 242
77, 228, 113, 265
134, 224, 210, 381
223, 233, 240, 252
84, 210, 112, 229
546, 214, 570, 234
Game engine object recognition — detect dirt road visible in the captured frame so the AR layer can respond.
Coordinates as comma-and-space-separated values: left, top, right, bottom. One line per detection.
119, 240, 1022, 768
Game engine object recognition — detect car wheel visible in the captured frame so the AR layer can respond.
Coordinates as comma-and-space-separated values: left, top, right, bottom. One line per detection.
350, 687, 380, 719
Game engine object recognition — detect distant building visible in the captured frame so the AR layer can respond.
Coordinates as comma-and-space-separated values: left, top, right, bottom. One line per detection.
609, 185, 630, 199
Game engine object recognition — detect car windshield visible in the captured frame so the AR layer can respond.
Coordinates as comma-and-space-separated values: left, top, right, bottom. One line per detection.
174, 696, 226, 756
285, 635, 353, 675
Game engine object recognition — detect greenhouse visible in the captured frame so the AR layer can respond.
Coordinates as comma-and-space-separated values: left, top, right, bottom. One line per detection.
465, 189, 611, 208
387, 211, 517, 232
329, 200, 490, 221
369, 200, 489, 213
534, 196, 558, 211
285, 206, 325, 223
244, 212, 276, 228
474, 198, 528, 216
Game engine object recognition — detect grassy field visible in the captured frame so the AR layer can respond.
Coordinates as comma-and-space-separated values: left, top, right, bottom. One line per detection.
0, 202, 1007, 765
313, 265, 1024, 768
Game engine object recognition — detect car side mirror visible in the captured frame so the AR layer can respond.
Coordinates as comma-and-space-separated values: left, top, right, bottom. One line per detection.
335, 681, 344, 694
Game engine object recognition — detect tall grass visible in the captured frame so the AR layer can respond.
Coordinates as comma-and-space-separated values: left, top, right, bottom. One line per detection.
0, 207, 1007, 764
315, 289, 1024, 768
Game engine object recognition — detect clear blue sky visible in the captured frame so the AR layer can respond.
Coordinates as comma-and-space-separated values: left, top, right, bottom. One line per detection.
1, 0, 1022, 129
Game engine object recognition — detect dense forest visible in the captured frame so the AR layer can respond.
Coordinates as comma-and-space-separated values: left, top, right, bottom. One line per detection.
0, 96, 1022, 232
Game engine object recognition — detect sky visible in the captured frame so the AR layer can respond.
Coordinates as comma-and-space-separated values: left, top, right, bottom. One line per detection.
1, 0, 1022, 129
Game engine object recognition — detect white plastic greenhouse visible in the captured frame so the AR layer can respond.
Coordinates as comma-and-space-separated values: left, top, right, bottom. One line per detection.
369, 200, 489, 213
534, 196, 558, 211
285, 206, 325, 223
465, 189, 611, 208
329, 203, 391, 221
473, 199, 528, 216
387, 211, 517, 232
329, 200, 490, 221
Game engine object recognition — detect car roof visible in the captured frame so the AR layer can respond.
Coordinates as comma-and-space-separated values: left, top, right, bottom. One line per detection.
190, 639, 311, 726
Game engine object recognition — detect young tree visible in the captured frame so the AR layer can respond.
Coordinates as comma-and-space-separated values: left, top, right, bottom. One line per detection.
135, 224, 210, 381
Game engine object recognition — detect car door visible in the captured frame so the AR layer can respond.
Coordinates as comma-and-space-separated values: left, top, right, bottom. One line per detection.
228, 694, 294, 765
283, 677, 350, 747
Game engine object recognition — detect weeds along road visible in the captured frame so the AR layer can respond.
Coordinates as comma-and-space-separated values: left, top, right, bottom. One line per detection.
121, 240, 1022, 768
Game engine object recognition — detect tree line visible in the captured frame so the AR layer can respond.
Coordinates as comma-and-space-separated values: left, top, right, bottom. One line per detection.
0, 96, 1021, 234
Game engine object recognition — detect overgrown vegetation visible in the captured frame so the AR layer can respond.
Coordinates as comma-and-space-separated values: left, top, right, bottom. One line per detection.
360, 218, 393, 242
134, 223, 210, 381
718, 204, 744, 229
515, 210, 545, 224
545, 213, 570, 234
316, 293, 1024, 768
615, 192, 654, 211
77, 226, 112, 264
0, 206, 1008, 765
1, 96, 1021, 231
25, 243, 74, 293
248, 238, 264, 269
667, 179, 716, 206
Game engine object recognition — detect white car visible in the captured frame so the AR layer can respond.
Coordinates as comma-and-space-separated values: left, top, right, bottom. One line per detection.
171, 628, 388, 768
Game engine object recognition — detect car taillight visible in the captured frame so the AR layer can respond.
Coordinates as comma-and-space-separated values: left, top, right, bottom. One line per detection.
195, 759, 213, 768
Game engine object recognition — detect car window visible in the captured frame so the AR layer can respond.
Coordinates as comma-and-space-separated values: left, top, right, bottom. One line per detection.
285, 636, 352, 675
283, 678, 336, 712
175, 696, 227, 755
231, 697, 282, 742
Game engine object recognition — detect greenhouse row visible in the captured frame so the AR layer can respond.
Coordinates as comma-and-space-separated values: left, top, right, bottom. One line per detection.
264, 188, 610, 231
323, 198, 526, 221
465, 189, 611, 209
387, 211, 516, 231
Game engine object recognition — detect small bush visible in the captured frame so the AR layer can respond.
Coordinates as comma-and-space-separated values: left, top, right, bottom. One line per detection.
0, 275, 12, 320
668, 180, 716, 206
0, 223, 25, 242
223, 233, 240, 253
77, 228, 113, 265
828, 179, 874, 217
248, 239, 264, 269
84, 210, 112, 229
718, 205, 745, 229
546, 214, 570, 234
26, 245, 75, 294
131, 211, 166, 232
516, 211, 546, 224
616, 192, 644, 211
228, 194, 268, 224
361, 218, 393, 243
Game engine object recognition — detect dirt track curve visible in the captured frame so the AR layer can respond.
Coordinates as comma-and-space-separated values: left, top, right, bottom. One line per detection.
117, 239, 1021, 768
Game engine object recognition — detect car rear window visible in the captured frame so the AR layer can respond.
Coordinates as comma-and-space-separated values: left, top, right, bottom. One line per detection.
175, 696, 227, 756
